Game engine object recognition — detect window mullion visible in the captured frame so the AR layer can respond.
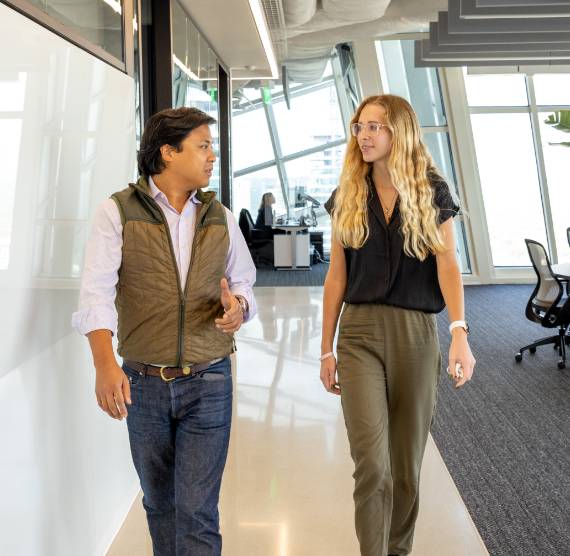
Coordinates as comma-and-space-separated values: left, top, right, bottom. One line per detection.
264, 101, 290, 218
526, 74, 558, 263
331, 54, 352, 135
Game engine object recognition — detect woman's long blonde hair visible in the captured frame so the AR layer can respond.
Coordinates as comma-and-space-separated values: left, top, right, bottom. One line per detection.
332, 94, 448, 261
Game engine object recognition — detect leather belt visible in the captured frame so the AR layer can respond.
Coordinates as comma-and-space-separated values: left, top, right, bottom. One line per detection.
124, 358, 224, 382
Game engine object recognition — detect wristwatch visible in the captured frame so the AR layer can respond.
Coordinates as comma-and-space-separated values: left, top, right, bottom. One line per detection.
235, 295, 249, 316
449, 320, 470, 335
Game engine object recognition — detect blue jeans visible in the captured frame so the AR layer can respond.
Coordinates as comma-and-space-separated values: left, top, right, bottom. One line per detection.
124, 357, 232, 556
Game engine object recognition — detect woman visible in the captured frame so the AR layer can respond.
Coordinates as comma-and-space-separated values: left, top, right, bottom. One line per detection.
320, 94, 475, 556
255, 191, 276, 232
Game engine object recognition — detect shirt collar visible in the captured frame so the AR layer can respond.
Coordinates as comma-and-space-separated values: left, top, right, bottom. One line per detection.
148, 175, 202, 205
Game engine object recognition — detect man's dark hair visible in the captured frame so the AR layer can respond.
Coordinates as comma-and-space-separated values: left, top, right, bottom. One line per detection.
137, 107, 216, 177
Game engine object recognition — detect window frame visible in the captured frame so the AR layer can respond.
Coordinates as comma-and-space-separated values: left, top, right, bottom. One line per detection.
444, 66, 570, 279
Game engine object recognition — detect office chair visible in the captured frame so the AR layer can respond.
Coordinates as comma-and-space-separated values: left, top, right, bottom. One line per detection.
515, 239, 570, 370
565, 227, 570, 296
238, 209, 273, 267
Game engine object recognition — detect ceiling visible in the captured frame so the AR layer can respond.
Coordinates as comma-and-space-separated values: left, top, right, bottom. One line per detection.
184, 0, 447, 83
180, 0, 276, 80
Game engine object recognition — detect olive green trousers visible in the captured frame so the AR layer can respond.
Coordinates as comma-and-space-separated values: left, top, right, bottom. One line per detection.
337, 303, 442, 556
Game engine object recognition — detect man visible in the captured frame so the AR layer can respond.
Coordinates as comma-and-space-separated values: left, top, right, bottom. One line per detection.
72, 107, 256, 555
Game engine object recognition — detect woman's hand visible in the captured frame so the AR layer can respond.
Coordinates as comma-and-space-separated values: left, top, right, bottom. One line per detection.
320, 355, 341, 395
448, 331, 476, 389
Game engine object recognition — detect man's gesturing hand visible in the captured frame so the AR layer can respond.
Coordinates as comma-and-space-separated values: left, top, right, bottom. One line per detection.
215, 278, 244, 334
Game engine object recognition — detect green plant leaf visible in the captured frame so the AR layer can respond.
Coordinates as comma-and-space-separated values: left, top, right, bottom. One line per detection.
545, 110, 570, 146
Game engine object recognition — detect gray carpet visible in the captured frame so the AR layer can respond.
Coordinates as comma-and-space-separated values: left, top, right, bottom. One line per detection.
254, 262, 329, 287
432, 285, 570, 556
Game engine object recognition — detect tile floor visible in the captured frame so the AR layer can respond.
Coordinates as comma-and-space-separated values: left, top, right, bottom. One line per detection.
108, 287, 488, 556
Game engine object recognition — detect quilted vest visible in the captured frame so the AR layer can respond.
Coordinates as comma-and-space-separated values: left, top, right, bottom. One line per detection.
111, 177, 233, 365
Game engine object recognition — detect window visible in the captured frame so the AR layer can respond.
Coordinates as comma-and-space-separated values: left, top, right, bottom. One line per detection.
376, 39, 471, 273
539, 111, 570, 262
533, 75, 570, 106
376, 40, 446, 127
470, 113, 547, 266
272, 84, 345, 156
231, 66, 351, 255
423, 131, 471, 272
284, 148, 345, 252
232, 108, 274, 171
233, 166, 284, 224
464, 73, 528, 107
465, 70, 570, 266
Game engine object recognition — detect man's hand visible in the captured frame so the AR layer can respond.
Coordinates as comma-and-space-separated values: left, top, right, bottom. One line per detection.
215, 278, 244, 334
95, 362, 131, 420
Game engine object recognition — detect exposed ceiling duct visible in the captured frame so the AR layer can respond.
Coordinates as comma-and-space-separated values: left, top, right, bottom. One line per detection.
416, 0, 570, 67
260, 0, 448, 83
283, 0, 317, 27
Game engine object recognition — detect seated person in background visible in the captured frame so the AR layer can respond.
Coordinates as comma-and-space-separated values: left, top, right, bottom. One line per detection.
256, 192, 276, 232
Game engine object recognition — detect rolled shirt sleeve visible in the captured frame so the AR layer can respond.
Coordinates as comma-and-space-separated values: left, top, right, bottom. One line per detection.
71, 199, 123, 336
224, 207, 257, 322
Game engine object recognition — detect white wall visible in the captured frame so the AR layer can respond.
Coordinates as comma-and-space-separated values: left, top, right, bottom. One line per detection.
0, 5, 139, 555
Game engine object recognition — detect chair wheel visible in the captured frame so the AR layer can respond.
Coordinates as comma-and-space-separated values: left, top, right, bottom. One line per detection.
515, 353, 523, 362
529, 347, 537, 354
558, 361, 566, 370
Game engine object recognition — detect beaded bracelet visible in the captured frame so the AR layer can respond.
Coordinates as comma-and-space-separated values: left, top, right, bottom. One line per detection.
319, 351, 334, 361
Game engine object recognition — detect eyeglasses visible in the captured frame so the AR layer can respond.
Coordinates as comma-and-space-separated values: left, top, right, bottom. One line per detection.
350, 122, 388, 137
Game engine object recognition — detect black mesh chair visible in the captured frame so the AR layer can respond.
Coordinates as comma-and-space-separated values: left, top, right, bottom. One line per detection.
238, 209, 273, 267
515, 239, 570, 370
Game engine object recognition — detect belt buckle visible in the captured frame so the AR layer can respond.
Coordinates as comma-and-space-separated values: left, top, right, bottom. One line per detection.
159, 365, 193, 382
159, 366, 176, 382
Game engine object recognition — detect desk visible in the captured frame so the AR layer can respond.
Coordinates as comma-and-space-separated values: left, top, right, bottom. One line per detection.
273, 225, 310, 269
552, 263, 570, 280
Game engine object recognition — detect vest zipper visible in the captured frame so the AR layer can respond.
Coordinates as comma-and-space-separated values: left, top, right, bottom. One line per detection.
178, 298, 185, 367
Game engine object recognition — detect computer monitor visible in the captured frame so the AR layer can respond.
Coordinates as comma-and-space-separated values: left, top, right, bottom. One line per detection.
294, 186, 306, 208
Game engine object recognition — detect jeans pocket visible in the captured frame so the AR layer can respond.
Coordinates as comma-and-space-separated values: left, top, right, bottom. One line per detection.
199, 360, 231, 381
123, 365, 142, 386
202, 372, 226, 381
